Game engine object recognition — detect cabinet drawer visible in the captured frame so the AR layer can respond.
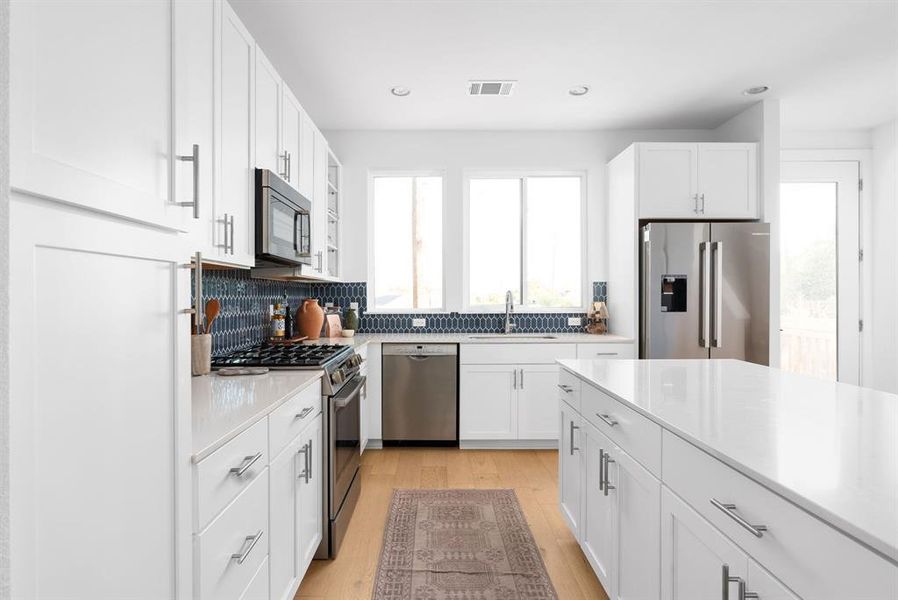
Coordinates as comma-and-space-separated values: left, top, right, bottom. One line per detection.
581, 384, 661, 476
197, 470, 269, 600
196, 418, 268, 530
461, 343, 576, 365
575, 343, 635, 359
558, 367, 581, 412
239, 556, 269, 600
269, 382, 320, 458
663, 431, 898, 600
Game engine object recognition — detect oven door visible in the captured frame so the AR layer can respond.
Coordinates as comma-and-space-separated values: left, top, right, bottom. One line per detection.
266, 196, 311, 265
329, 375, 363, 518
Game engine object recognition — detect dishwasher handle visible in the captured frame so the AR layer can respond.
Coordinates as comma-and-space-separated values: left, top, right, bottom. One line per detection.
407, 355, 431, 361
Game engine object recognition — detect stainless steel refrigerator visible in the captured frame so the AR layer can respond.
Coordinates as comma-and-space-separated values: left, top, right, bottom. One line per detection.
640, 222, 770, 365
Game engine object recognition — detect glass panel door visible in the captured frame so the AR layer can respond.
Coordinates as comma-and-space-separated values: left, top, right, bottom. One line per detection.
780, 161, 860, 384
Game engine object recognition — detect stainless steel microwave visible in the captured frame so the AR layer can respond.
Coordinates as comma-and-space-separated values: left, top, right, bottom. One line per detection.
255, 169, 312, 267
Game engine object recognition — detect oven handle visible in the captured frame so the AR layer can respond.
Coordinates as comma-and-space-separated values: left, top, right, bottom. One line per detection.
333, 375, 366, 410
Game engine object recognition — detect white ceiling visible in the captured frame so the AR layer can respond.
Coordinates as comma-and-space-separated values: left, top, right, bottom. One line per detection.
231, 0, 898, 132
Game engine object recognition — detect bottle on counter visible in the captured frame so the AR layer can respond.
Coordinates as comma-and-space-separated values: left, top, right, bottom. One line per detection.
270, 302, 286, 341
282, 292, 293, 339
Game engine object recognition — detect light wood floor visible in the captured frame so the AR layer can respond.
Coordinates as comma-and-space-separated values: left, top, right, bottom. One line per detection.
296, 447, 608, 600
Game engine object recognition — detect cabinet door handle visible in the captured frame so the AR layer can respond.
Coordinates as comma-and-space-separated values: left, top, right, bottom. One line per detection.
229, 452, 263, 477
513, 369, 517, 390
693, 193, 700, 214
597, 413, 619, 427
296, 406, 314, 419
176, 143, 200, 219
287, 152, 292, 182
519, 368, 524, 389
229, 215, 236, 255
557, 384, 573, 393
711, 498, 768, 538
602, 451, 615, 496
700, 192, 706, 214
598, 448, 605, 491
721, 564, 758, 600
307, 439, 313, 481
296, 442, 310, 482
231, 530, 263, 564
569, 421, 579, 455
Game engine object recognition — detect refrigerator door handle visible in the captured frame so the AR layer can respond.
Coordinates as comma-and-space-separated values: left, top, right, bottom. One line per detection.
712, 241, 723, 348
700, 241, 711, 348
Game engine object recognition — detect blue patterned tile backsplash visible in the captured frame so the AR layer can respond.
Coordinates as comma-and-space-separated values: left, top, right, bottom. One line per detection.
196, 269, 608, 353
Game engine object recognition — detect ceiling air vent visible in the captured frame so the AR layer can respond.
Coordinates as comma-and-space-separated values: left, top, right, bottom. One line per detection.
468, 80, 516, 96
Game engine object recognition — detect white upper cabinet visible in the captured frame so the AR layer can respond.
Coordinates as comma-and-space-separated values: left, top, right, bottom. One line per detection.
10, 0, 186, 230
217, 1, 256, 267
637, 143, 699, 218
282, 87, 303, 189
298, 112, 316, 199
697, 143, 758, 218
312, 128, 330, 275
175, 0, 216, 253
636, 142, 758, 219
254, 46, 283, 177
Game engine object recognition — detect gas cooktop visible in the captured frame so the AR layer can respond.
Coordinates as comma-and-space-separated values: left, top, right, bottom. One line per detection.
211, 342, 353, 369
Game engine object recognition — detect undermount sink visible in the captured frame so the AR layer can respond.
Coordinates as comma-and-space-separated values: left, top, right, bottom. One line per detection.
468, 335, 558, 340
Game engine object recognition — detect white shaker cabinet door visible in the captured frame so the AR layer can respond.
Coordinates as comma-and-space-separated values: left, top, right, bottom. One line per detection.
610, 445, 661, 600
297, 111, 316, 200
175, 0, 216, 251
269, 439, 301, 600
581, 422, 615, 595
637, 143, 699, 219
517, 365, 559, 440
459, 365, 518, 439
10, 0, 187, 230
660, 487, 748, 600
312, 128, 330, 274
217, 1, 256, 266
254, 46, 282, 177
9, 197, 193, 599
697, 143, 758, 219
558, 401, 583, 537
296, 415, 324, 578
282, 87, 303, 190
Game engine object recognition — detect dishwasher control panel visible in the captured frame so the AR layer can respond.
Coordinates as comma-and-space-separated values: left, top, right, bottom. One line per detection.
381, 344, 458, 356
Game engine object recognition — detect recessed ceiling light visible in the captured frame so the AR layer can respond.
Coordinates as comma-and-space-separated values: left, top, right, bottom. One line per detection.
390, 86, 411, 97
569, 85, 590, 96
742, 86, 769, 96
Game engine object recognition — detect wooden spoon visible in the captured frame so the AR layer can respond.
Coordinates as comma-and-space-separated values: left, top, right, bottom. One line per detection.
204, 298, 221, 334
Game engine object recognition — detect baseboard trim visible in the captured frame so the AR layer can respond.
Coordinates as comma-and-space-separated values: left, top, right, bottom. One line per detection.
459, 440, 558, 450
365, 439, 384, 450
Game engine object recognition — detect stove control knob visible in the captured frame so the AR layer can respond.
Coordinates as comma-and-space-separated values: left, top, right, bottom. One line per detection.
331, 370, 344, 385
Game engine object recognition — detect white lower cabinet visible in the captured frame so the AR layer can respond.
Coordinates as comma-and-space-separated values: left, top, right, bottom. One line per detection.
240, 557, 270, 600
517, 365, 560, 439
459, 365, 518, 440
581, 420, 660, 600
296, 414, 324, 574
558, 400, 583, 536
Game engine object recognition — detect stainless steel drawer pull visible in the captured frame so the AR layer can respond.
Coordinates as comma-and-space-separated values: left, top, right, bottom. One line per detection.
598, 448, 605, 491
569, 421, 579, 455
711, 498, 768, 538
557, 384, 573, 393
296, 442, 310, 482
597, 413, 619, 427
296, 406, 315, 419
602, 451, 615, 496
308, 440, 313, 480
721, 564, 759, 600
595, 352, 618, 356
176, 144, 200, 219
231, 530, 263, 564
229, 452, 263, 477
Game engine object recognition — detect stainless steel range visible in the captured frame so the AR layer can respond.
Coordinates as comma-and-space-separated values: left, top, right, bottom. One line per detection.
212, 342, 364, 559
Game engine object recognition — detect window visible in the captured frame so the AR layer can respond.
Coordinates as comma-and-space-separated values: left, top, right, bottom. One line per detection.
467, 175, 583, 309
371, 174, 443, 310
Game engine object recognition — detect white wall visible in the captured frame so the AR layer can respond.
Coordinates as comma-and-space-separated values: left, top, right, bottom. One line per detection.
0, 0, 10, 595
782, 129, 872, 150
325, 128, 717, 312
871, 119, 898, 393
713, 100, 781, 367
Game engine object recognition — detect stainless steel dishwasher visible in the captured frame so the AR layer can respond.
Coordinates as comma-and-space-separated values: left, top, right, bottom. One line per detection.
382, 344, 458, 445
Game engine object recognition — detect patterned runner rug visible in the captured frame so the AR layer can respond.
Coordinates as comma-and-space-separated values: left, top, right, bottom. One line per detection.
372, 489, 558, 599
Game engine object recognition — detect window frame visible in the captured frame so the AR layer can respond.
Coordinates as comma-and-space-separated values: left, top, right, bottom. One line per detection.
366, 170, 448, 313
462, 170, 588, 313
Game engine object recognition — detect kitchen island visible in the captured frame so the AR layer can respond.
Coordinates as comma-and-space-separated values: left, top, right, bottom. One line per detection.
558, 358, 898, 600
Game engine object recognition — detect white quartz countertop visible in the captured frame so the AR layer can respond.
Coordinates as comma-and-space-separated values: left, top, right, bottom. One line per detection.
354, 332, 634, 344
192, 370, 323, 462
558, 358, 898, 562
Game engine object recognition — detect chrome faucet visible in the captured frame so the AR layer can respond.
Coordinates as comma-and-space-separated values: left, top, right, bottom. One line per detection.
504, 290, 517, 334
